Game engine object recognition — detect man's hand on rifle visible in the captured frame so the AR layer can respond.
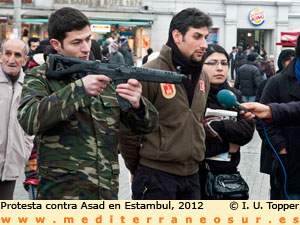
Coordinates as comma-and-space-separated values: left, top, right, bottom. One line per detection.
116, 79, 142, 109
82, 75, 111, 97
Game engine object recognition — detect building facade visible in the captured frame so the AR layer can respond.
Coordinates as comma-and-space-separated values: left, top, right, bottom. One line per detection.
149, 0, 300, 61
1, 0, 300, 60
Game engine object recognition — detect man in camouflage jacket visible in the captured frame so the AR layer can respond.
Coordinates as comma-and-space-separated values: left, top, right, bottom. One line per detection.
17, 7, 158, 200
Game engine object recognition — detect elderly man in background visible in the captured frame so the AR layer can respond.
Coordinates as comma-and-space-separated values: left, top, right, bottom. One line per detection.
0, 39, 33, 200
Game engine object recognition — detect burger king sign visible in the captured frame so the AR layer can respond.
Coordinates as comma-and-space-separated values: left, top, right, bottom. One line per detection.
249, 8, 265, 26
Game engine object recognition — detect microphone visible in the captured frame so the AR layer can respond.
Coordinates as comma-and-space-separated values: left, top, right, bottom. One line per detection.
217, 89, 251, 113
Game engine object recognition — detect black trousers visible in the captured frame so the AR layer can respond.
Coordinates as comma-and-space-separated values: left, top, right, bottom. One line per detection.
231, 63, 237, 80
0, 180, 16, 200
270, 174, 281, 200
132, 164, 200, 200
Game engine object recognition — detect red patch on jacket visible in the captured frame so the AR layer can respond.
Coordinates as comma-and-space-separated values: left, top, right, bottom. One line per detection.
200, 80, 206, 92
160, 83, 176, 99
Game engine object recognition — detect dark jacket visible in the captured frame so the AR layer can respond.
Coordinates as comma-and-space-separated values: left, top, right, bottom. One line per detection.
234, 62, 261, 96
269, 101, 300, 126
142, 55, 149, 65
236, 50, 245, 62
255, 77, 272, 175
229, 52, 238, 66
204, 83, 254, 173
119, 42, 134, 65
256, 79, 268, 102
109, 51, 125, 64
257, 58, 300, 193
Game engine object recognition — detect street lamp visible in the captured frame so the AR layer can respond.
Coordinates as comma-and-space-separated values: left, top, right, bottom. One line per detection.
13, 0, 21, 39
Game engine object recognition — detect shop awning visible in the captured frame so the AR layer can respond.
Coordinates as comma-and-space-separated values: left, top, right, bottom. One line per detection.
89, 16, 153, 22
276, 29, 300, 47
21, 18, 48, 24
21, 17, 153, 27
89, 20, 151, 26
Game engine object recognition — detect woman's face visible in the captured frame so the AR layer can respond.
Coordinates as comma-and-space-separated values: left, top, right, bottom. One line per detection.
203, 52, 229, 87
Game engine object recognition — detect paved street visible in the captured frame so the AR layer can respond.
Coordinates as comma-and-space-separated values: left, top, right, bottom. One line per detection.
238, 130, 269, 200
13, 130, 269, 200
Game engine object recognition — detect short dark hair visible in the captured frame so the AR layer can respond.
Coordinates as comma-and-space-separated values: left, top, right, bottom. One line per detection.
203, 44, 229, 63
168, 8, 212, 42
28, 37, 40, 47
34, 39, 50, 54
147, 48, 153, 55
277, 49, 295, 72
48, 7, 90, 44
247, 53, 257, 62
91, 39, 102, 60
296, 34, 300, 58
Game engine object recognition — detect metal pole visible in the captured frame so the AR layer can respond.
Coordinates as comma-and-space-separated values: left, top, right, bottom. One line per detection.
13, 0, 21, 39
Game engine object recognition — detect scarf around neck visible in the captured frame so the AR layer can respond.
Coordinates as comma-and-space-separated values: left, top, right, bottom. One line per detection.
166, 39, 203, 106
208, 81, 228, 103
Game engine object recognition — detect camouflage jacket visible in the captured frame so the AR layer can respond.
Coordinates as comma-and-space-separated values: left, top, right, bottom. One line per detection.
18, 61, 158, 200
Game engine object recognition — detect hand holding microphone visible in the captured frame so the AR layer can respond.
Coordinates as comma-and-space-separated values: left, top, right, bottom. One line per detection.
241, 102, 272, 120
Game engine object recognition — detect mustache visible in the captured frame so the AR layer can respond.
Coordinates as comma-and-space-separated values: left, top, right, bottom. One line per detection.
7, 63, 18, 67
189, 50, 206, 61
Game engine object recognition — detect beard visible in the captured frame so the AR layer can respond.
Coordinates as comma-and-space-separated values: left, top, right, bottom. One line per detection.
189, 51, 204, 63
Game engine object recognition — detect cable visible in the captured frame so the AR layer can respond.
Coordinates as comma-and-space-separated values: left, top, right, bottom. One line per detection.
258, 119, 290, 200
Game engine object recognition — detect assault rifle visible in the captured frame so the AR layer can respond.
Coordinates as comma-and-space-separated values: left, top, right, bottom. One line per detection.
46, 54, 186, 111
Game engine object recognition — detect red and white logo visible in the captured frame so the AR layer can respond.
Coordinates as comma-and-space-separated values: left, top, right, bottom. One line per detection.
160, 83, 176, 99
249, 9, 265, 26
199, 80, 206, 92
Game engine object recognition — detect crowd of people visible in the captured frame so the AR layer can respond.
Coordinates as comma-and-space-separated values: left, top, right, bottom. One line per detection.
229, 42, 276, 82
1, 6, 300, 201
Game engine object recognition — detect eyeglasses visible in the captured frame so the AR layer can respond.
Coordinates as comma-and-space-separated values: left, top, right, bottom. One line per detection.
203, 61, 229, 67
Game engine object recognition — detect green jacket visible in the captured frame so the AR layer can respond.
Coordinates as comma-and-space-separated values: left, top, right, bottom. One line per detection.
18, 61, 158, 200
119, 45, 210, 176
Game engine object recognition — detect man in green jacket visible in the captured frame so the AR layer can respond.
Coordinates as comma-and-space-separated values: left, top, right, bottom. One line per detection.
119, 8, 212, 200
17, 7, 158, 200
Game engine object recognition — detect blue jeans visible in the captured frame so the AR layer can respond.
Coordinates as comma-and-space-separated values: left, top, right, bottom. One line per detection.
242, 96, 256, 103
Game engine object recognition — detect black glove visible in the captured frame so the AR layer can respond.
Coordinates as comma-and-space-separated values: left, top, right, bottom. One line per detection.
272, 153, 288, 189
203, 115, 224, 143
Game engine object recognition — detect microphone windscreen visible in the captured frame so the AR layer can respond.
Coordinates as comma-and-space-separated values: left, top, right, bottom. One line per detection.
217, 89, 238, 108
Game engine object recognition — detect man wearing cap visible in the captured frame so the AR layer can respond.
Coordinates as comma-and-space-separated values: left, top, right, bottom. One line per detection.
119, 37, 134, 65
109, 42, 125, 64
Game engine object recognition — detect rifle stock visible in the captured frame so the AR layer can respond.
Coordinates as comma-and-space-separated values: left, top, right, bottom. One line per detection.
46, 54, 186, 111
